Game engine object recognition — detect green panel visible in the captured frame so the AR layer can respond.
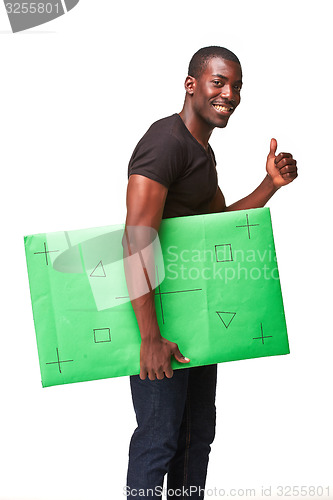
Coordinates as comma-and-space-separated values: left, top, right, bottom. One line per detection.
24, 208, 289, 387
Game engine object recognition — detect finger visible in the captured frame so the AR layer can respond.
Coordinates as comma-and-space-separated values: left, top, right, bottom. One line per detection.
282, 171, 298, 180
275, 158, 297, 170
148, 370, 156, 381
275, 152, 293, 163
139, 368, 147, 381
156, 369, 164, 380
172, 345, 190, 363
268, 138, 277, 159
279, 165, 297, 175
165, 367, 174, 378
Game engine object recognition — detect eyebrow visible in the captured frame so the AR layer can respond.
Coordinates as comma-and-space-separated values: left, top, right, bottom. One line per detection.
212, 73, 243, 84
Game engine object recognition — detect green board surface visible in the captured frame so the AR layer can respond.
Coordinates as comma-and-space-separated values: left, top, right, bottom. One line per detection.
24, 208, 289, 387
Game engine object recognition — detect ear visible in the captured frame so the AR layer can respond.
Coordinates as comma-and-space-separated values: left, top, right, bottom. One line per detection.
184, 76, 196, 95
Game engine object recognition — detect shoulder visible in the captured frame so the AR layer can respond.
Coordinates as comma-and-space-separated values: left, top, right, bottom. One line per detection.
128, 114, 187, 187
141, 114, 185, 149
130, 114, 186, 166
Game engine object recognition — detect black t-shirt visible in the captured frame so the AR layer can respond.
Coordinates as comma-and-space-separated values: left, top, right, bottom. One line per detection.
128, 113, 218, 219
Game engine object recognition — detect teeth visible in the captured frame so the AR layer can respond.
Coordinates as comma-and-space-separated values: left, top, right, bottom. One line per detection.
213, 104, 232, 112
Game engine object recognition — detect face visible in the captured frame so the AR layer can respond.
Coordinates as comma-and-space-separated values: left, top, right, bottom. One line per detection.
188, 57, 242, 129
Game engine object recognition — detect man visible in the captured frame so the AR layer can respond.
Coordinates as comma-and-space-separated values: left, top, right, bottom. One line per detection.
124, 46, 297, 499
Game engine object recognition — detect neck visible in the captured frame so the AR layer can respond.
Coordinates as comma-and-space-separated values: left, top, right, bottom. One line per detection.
178, 105, 213, 150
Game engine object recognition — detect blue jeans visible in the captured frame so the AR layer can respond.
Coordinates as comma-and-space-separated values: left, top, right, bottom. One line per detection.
126, 364, 217, 499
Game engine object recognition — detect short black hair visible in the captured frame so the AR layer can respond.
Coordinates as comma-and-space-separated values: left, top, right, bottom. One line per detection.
188, 46, 241, 79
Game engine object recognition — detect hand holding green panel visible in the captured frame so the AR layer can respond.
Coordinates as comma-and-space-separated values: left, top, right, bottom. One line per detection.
24, 208, 289, 387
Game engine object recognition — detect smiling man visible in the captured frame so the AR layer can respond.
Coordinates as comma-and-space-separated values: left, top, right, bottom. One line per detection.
124, 46, 297, 499
181, 54, 242, 135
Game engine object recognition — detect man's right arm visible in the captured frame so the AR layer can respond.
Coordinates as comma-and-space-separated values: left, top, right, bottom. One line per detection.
124, 174, 190, 381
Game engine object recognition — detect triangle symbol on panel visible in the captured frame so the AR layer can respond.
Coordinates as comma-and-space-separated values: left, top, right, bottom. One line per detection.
216, 311, 236, 329
90, 260, 106, 278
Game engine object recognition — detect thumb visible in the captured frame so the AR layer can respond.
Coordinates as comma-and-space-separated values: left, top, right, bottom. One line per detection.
268, 138, 277, 158
173, 346, 190, 364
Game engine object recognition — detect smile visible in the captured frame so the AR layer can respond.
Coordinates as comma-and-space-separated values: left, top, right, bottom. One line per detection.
212, 104, 234, 114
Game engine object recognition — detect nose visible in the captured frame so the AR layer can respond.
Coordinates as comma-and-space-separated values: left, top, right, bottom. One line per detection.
220, 84, 233, 100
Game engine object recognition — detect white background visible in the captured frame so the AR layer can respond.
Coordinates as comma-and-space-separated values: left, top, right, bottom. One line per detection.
1, 1, 332, 499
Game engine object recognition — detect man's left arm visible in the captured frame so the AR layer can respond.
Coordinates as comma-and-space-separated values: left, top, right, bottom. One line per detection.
209, 138, 298, 213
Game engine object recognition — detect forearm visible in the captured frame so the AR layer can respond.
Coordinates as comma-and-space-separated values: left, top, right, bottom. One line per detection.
225, 174, 279, 212
129, 291, 161, 341
122, 223, 161, 342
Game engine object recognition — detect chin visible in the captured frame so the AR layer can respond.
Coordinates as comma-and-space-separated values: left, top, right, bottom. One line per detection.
209, 112, 230, 129
214, 118, 229, 129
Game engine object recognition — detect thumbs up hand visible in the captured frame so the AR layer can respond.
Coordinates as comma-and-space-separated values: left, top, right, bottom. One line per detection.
266, 138, 298, 188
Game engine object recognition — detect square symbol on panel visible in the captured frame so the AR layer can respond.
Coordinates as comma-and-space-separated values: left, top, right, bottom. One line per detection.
215, 244, 233, 262
93, 328, 111, 343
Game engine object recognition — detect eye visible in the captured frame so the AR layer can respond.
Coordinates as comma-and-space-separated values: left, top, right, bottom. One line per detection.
213, 80, 223, 86
234, 84, 242, 92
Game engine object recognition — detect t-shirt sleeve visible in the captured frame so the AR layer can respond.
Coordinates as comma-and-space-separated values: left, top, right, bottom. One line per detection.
128, 132, 185, 188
